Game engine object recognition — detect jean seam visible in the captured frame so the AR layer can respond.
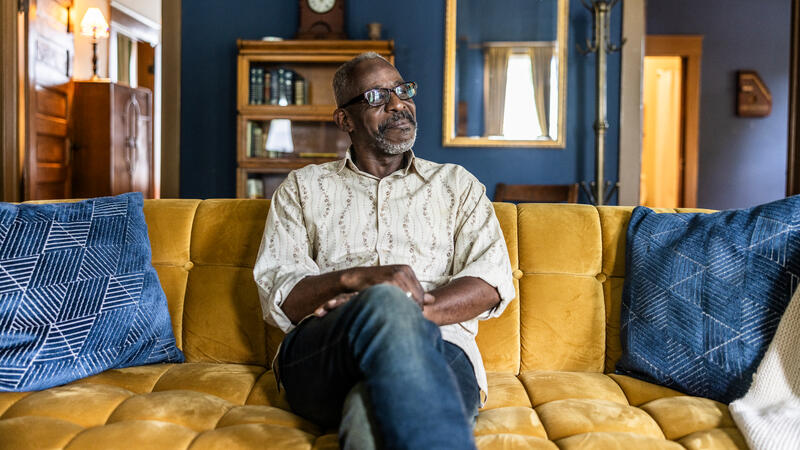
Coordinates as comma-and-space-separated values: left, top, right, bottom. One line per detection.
447, 348, 466, 365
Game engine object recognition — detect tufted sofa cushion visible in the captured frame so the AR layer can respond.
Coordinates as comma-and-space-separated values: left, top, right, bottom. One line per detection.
0, 364, 745, 449
0, 200, 747, 449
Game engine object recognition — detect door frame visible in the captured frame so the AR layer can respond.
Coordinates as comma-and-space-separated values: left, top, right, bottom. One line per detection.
644, 35, 703, 208
0, 0, 20, 202
787, 0, 800, 196
617, 0, 645, 206
161, 0, 180, 198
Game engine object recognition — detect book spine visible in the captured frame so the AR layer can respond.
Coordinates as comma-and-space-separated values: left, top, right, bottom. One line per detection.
270, 69, 279, 105
248, 67, 257, 104
256, 68, 265, 104
264, 71, 271, 106
294, 78, 305, 105
286, 70, 294, 105
252, 127, 263, 156
246, 121, 252, 157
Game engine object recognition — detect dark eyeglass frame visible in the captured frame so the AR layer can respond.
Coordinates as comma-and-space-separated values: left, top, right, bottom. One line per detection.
339, 81, 417, 108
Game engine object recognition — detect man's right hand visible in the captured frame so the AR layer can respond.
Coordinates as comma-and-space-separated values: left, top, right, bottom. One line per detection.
340, 265, 435, 309
282, 264, 435, 324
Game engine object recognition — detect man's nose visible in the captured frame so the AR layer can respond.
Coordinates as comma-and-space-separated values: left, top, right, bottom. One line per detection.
384, 91, 407, 112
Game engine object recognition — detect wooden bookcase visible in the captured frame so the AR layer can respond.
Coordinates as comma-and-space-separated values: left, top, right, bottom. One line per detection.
236, 39, 395, 198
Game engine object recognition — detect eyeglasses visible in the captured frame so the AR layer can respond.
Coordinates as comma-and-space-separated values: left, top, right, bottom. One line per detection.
339, 81, 417, 108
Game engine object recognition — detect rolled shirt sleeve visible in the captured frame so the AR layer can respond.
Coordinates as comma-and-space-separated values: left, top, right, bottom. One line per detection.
450, 174, 516, 320
253, 172, 319, 333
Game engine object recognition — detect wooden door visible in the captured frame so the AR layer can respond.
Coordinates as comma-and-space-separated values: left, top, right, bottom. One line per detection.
23, 0, 74, 200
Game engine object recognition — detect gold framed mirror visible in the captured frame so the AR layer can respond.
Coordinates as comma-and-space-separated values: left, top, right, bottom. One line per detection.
442, 0, 569, 147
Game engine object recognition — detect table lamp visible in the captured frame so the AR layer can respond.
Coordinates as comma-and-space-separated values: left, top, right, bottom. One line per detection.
265, 119, 294, 156
80, 8, 109, 81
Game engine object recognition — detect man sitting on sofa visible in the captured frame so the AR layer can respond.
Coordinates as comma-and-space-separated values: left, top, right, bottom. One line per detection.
254, 52, 515, 449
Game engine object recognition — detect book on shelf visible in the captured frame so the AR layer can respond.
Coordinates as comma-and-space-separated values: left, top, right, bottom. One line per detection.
263, 71, 271, 105
250, 125, 267, 157
249, 67, 308, 106
276, 68, 288, 106
249, 67, 266, 104
248, 67, 258, 104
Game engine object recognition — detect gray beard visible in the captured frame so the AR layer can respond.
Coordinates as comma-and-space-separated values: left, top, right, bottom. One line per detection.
375, 127, 417, 155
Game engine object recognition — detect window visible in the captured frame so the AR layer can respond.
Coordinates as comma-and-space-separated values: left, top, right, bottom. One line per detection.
502, 54, 542, 140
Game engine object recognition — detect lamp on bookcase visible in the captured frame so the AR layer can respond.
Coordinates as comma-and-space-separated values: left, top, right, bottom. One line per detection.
266, 119, 294, 155
80, 8, 109, 81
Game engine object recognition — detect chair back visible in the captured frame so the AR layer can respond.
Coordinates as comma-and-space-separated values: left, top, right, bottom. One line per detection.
494, 183, 579, 203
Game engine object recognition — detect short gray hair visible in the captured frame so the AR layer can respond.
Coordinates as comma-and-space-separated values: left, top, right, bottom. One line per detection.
332, 52, 390, 106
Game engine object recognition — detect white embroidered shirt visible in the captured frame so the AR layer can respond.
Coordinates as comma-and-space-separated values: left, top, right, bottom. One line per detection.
253, 149, 516, 401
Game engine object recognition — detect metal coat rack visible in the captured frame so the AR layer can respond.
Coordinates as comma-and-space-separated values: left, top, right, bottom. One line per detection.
577, 0, 625, 205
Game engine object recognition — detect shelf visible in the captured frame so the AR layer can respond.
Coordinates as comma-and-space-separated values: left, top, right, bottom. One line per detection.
238, 104, 336, 120
239, 156, 338, 170
238, 40, 394, 60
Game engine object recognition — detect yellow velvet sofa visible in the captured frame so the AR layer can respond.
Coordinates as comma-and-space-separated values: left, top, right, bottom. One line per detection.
0, 199, 748, 449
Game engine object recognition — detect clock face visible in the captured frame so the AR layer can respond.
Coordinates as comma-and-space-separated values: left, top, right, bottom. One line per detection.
307, 0, 335, 14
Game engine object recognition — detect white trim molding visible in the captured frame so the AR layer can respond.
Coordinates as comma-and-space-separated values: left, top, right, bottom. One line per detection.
618, 0, 646, 206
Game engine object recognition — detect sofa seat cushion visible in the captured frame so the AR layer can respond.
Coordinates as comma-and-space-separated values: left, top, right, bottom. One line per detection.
0, 366, 748, 449
480, 371, 748, 449
0, 363, 319, 449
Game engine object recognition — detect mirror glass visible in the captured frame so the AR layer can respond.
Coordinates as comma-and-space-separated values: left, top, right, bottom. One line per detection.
443, 0, 568, 147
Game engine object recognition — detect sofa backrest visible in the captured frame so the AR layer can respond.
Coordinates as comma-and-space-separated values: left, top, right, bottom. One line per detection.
142, 199, 710, 374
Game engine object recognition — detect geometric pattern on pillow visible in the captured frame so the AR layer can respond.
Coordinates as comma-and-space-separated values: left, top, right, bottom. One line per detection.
0, 192, 183, 392
616, 195, 800, 403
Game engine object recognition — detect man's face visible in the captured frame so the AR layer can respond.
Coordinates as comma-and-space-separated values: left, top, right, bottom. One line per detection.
341, 59, 417, 155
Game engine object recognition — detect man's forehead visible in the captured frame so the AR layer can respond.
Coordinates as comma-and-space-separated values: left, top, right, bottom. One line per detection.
351, 59, 404, 91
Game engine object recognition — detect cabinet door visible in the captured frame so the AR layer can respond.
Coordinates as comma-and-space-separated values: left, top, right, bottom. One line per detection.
112, 85, 153, 197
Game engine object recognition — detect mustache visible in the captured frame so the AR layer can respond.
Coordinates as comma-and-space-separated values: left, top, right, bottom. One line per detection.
378, 111, 416, 134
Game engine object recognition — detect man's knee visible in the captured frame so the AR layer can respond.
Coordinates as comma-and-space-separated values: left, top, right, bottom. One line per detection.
351, 284, 422, 318
345, 284, 438, 340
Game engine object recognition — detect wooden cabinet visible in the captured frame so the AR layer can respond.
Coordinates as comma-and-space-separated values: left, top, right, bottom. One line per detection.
236, 39, 394, 198
70, 81, 154, 198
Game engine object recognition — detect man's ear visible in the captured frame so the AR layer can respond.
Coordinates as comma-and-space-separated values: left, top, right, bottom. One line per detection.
333, 108, 353, 133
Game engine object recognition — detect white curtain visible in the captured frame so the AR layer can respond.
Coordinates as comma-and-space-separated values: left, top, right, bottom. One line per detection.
529, 46, 553, 138
484, 47, 511, 136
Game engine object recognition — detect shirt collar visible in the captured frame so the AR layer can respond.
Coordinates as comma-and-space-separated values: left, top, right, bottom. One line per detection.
334, 147, 430, 181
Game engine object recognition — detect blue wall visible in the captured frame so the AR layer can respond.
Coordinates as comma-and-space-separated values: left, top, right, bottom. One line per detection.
648, 0, 791, 210
180, 0, 621, 201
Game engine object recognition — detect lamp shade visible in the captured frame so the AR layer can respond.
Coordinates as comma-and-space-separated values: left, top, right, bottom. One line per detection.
80, 8, 109, 39
266, 119, 294, 153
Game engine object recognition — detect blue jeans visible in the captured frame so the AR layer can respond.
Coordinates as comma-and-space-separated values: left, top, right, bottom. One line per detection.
278, 284, 480, 449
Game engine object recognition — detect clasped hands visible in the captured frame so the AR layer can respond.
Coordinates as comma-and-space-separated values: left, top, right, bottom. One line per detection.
313, 265, 435, 318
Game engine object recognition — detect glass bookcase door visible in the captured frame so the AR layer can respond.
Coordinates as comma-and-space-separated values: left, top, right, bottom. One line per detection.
242, 118, 350, 159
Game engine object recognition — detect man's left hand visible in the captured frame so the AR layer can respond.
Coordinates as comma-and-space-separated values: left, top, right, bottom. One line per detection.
313, 292, 359, 318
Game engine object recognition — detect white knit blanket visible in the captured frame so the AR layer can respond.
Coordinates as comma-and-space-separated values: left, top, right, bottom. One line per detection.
730, 286, 800, 450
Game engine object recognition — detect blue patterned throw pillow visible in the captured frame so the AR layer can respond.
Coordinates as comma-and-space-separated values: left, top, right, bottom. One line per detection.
617, 196, 800, 403
0, 192, 183, 391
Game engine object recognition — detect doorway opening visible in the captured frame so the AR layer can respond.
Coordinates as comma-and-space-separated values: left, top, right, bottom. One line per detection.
641, 35, 703, 208
641, 56, 682, 208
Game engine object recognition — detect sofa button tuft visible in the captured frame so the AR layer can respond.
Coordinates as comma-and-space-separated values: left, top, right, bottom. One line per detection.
184, 261, 194, 271
595, 273, 607, 283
